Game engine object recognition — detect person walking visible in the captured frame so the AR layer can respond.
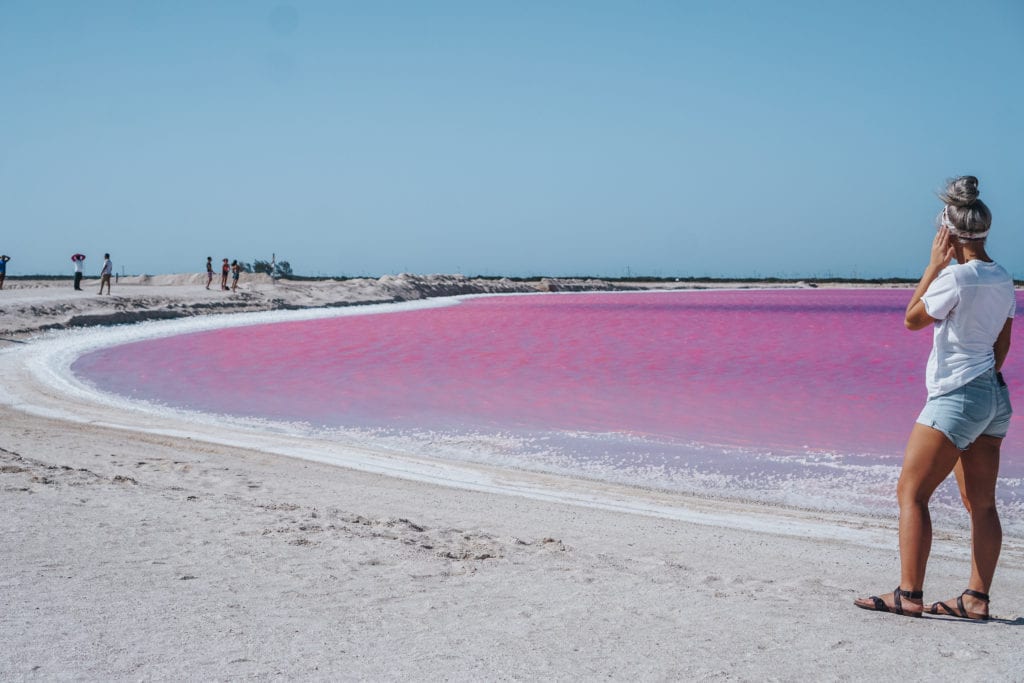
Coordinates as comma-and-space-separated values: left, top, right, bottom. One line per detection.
71, 253, 86, 290
0, 254, 9, 290
855, 176, 1015, 620
98, 253, 113, 295
205, 256, 214, 289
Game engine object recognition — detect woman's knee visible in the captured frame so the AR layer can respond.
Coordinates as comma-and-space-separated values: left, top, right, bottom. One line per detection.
966, 495, 998, 518
896, 476, 933, 507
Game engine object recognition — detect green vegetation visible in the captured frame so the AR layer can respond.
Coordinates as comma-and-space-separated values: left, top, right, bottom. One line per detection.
252, 260, 294, 278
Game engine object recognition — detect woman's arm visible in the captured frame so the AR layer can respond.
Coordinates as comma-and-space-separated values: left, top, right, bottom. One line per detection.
994, 317, 1013, 372
905, 227, 954, 331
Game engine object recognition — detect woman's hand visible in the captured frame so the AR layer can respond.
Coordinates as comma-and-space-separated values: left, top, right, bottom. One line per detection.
930, 227, 955, 270
905, 227, 954, 329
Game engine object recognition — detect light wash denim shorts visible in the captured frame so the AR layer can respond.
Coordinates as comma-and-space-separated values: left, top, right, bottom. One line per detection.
916, 369, 1013, 450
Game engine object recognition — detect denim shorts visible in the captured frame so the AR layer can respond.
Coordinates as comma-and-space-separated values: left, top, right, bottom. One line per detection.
916, 369, 1013, 450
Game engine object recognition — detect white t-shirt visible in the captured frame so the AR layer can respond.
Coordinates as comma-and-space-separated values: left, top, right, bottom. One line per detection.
921, 260, 1016, 397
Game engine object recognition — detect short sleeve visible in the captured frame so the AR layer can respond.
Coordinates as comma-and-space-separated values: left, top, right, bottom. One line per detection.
921, 269, 958, 320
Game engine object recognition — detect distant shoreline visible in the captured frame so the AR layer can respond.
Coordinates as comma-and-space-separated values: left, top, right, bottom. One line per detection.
2, 272, 1018, 341
5, 273, 927, 285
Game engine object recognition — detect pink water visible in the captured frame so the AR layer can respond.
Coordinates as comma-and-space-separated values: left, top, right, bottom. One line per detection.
72, 290, 1024, 517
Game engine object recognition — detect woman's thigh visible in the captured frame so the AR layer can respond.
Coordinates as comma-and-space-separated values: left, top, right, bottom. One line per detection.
899, 423, 962, 503
957, 435, 1002, 509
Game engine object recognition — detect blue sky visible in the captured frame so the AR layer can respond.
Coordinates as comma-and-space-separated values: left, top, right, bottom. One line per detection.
2, 1, 1022, 278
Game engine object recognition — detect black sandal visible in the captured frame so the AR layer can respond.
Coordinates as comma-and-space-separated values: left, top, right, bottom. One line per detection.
926, 589, 990, 621
854, 587, 924, 617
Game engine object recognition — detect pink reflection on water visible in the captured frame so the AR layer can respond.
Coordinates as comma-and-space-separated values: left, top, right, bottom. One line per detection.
72, 290, 1024, 472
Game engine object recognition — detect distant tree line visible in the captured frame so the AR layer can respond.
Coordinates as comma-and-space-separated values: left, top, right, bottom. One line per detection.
248, 259, 294, 278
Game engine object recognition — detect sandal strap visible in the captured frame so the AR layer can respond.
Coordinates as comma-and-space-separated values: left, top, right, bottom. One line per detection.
963, 589, 989, 602
892, 586, 923, 615
929, 600, 958, 617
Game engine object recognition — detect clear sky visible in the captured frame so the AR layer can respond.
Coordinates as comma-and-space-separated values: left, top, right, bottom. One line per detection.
2, 1, 1022, 278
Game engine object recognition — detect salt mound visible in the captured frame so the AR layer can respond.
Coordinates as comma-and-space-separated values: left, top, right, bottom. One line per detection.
121, 273, 275, 286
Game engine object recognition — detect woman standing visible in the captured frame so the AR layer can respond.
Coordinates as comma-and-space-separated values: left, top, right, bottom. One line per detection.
855, 176, 1015, 620
230, 259, 240, 291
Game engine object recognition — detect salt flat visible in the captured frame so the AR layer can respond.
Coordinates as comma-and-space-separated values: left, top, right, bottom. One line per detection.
1, 276, 1022, 680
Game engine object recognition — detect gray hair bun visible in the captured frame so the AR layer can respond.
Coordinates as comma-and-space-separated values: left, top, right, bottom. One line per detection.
938, 175, 991, 240
940, 175, 980, 207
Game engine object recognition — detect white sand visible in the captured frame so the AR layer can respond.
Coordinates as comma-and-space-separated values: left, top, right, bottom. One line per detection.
2, 277, 1022, 680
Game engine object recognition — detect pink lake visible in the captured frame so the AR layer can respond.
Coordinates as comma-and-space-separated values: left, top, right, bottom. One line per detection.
72, 289, 1024, 516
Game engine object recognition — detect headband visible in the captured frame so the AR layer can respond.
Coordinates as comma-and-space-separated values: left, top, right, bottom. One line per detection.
941, 205, 989, 240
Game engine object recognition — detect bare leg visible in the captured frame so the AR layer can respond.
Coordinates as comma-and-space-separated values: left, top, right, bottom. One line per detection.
931, 435, 1002, 618
855, 423, 959, 613
897, 423, 961, 590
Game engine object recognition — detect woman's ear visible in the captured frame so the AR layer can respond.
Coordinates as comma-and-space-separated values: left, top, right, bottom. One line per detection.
949, 239, 966, 263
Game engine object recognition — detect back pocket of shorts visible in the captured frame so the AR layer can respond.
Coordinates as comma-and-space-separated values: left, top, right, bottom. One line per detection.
961, 381, 996, 423
999, 382, 1013, 417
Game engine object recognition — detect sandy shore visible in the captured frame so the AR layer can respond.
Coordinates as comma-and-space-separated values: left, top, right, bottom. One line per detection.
1, 273, 601, 339
2, 277, 1023, 680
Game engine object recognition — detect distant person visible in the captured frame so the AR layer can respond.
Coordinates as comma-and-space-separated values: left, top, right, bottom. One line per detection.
98, 253, 113, 295
0, 254, 9, 290
71, 253, 86, 290
230, 259, 240, 291
221, 258, 230, 290
855, 176, 1014, 620
205, 256, 214, 289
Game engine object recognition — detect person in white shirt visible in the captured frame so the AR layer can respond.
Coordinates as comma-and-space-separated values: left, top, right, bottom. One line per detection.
856, 176, 1015, 620
72, 253, 85, 290
99, 253, 113, 295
